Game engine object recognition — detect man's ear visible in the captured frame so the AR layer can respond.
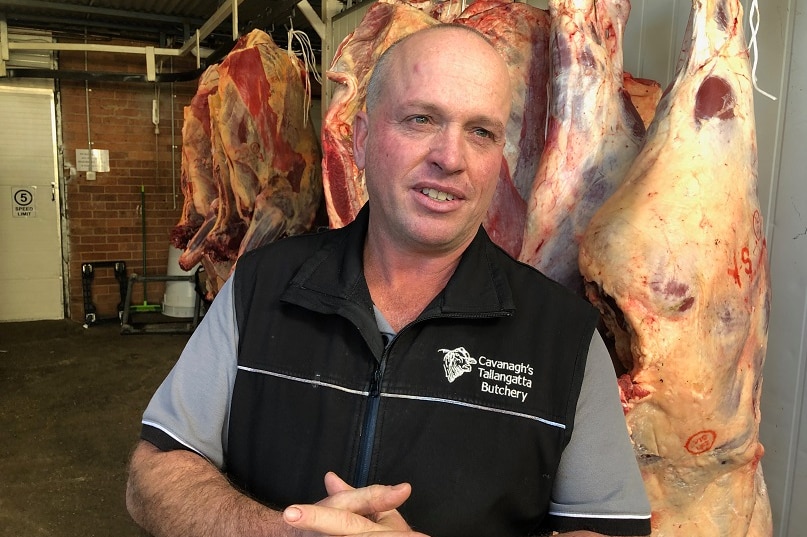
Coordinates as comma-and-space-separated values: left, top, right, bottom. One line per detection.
353, 110, 369, 170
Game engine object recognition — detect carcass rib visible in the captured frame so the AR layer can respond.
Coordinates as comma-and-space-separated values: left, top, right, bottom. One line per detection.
578, 0, 772, 534
201, 90, 247, 266
178, 89, 240, 273
519, 0, 645, 292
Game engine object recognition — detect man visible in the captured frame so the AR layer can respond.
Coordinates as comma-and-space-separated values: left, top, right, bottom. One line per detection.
126, 25, 651, 537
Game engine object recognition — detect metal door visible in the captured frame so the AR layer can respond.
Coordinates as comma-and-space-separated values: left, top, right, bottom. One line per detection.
0, 86, 64, 321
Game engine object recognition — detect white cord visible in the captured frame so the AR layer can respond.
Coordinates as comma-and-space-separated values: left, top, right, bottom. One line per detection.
748, 0, 777, 101
287, 26, 322, 126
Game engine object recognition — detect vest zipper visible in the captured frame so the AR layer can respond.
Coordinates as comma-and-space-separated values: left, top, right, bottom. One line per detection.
355, 352, 386, 487
353, 312, 509, 486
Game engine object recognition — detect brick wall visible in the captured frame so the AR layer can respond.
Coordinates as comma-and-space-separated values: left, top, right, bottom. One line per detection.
58, 39, 200, 322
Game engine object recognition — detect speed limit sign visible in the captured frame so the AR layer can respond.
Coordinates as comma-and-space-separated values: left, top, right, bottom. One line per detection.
12, 186, 36, 218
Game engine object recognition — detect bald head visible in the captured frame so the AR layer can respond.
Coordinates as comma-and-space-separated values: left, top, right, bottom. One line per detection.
365, 24, 511, 114
351, 22, 513, 255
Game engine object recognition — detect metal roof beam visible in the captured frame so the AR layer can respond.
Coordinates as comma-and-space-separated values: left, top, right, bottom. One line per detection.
296, 0, 324, 39
179, 0, 245, 56
3, 13, 182, 36
0, 0, 207, 26
7, 40, 188, 57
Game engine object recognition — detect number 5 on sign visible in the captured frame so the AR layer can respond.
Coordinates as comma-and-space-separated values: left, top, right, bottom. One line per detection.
12, 186, 36, 218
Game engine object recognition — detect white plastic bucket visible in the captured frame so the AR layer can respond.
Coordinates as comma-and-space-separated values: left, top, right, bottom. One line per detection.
163, 246, 199, 318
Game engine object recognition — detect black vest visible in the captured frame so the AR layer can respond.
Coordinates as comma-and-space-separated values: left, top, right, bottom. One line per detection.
228, 206, 598, 537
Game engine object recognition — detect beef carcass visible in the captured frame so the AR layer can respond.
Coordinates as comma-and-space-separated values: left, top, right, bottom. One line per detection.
177, 90, 241, 273
322, 0, 440, 228
519, 0, 645, 292
174, 30, 322, 295
212, 30, 323, 257
171, 65, 219, 254
200, 90, 247, 266
578, 0, 772, 534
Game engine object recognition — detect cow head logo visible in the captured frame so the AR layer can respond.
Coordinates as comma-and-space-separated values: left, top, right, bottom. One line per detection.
440, 347, 477, 383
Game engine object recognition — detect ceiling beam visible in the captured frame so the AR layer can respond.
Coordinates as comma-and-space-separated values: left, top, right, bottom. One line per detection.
296, 0, 324, 39
178, 0, 245, 56
3, 12, 184, 37
0, 0, 207, 25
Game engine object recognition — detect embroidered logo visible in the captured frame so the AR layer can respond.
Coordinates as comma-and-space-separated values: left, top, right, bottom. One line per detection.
438, 346, 535, 403
440, 347, 477, 383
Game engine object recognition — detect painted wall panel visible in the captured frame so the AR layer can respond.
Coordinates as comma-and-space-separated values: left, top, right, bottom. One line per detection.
757, 0, 807, 534
624, 0, 688, 85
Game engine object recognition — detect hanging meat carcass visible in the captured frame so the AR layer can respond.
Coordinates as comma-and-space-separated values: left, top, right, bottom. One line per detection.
212, 30, 322, 257
171, 65, 219, 259
519, 0, 645, 293
455, 0, 550, 202
173, 30, 323, 297
578, 0, 773, 533
322, 0, 551, 257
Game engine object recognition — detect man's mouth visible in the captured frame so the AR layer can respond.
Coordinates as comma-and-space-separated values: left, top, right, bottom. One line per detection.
421, 188, 456, 201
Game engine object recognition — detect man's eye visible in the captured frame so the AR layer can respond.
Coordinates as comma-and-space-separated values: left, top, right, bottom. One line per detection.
472, 128, 493, 139
409, 115, 430, 125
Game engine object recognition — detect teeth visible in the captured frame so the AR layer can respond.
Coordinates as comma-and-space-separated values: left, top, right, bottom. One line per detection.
421, 188, 455, 201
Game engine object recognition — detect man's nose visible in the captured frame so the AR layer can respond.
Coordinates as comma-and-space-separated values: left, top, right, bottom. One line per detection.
429, 127, 466, 175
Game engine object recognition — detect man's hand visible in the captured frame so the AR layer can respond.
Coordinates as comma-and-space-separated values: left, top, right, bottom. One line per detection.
282, 472, 429, 536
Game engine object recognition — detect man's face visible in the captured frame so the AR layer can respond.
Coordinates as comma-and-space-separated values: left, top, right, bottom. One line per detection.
353, 28, 512, 256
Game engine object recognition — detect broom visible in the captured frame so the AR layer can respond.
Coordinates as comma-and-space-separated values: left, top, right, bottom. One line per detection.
130, 184, 162, 313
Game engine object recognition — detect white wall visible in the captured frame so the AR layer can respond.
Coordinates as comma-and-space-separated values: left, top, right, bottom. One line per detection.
752, 1, 807, 536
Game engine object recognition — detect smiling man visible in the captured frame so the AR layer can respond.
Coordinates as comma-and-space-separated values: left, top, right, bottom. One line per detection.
126, 25, 651, 537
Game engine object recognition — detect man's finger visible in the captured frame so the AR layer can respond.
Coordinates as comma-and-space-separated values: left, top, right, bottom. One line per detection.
318, 478, 412, 516
283, 503, 382, 534
324, 471, 355, 496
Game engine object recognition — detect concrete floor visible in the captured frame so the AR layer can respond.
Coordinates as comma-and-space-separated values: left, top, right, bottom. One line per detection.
0, 319, 191, 537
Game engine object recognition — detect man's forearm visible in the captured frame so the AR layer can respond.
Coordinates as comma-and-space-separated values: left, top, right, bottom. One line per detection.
555, 530, 640, 537
126, 440, 292, 537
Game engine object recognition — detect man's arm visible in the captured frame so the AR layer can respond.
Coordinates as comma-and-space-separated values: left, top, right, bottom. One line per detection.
545, 333, 651, 537
127, 441, 425, 537
556, 531, 640, 537
126, 440, 290, 537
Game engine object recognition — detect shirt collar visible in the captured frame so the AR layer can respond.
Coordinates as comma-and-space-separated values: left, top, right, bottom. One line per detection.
286, 203, 516, 318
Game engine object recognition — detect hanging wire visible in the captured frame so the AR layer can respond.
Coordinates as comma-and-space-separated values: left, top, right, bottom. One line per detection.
748, 0, 777, 101
286, 18, 322, 127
